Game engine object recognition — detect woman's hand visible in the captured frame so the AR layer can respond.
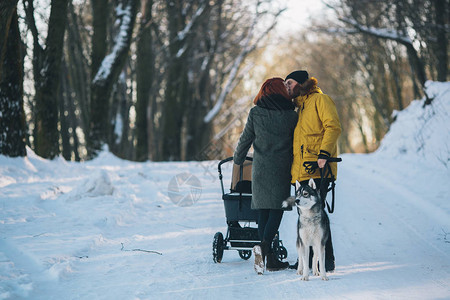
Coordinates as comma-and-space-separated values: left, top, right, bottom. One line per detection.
317, 158, 327, 169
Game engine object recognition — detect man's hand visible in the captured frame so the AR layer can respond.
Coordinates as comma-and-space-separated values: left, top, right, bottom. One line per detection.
317, 158, 327, 169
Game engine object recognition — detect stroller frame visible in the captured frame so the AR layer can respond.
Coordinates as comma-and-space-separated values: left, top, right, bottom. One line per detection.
212, 157, 287, 263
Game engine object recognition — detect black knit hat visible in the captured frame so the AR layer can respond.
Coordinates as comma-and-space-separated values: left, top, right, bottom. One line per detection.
285, 70, 309, 85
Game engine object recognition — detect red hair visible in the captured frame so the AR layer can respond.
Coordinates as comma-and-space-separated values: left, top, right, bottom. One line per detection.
253, 77, 290, 104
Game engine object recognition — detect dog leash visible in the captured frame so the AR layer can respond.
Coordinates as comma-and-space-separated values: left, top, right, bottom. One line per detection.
303, 157, 342, 213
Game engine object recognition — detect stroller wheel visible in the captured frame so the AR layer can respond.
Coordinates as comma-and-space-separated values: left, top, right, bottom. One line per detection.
238, 250, 252, 260
272, 236, 288, 260
213, 232, 224, 263
278, 246, 288, 260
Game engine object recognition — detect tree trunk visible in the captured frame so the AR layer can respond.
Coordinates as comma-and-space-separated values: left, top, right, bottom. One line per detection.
404, 42, 427, 87
34, 0, 69, 159
0, 9, 26, 157
65, 68, 82, 161
135, 0, 154, 161
67, 2, 89, 137
183, 2, 218, 161
23, 0, 44, 84
356, 119, 370, 153
161, 0, 186, 161
59, 59, 72, 160
162, 0, 213, 161
433, 0, 448, 81
162, 59, 186, 161
109, 69, 131, 159
185, 68, 213, 161
117, 74, 132, 159
88, 0, 139, 158
91, 0, 109, 80
23, 0, 44, 148
388, 46, 404, 111
0, 0, 19, 82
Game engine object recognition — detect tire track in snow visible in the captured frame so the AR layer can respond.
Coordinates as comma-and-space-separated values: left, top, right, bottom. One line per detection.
342, 157, 449, 258
0, 238, 55, 297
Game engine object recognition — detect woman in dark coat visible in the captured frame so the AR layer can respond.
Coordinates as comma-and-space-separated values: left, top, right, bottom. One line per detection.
233, 77, 298, 274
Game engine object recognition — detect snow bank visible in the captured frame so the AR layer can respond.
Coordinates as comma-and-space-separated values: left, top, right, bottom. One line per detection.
0, 147, 72, 187
375, 81, 450, 170
65, 170, 115, 201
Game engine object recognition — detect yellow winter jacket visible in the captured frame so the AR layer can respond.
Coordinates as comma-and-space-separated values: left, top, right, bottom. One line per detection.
291, 78, 341, 183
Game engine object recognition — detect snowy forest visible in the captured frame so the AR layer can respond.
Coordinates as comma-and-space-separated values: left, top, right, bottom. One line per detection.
0, 0, 448, 162
1, 1, 449, 298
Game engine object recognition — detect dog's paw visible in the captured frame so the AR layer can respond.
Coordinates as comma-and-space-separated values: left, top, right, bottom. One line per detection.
296, 269, 303, 275
313, 270, 320, 276
300, 275, 309, 281
321, 275, 329, 281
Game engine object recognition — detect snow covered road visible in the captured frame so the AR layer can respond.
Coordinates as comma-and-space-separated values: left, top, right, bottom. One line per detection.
1, 149, 449, 299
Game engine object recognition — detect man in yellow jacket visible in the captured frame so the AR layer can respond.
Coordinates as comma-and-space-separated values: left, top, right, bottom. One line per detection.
285, 70, 341, 272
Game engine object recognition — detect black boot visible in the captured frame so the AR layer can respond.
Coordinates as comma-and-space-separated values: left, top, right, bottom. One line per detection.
253, 240, 269, 275
266, 249, 289, 271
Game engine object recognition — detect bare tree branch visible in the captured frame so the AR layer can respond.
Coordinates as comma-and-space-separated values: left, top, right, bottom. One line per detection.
203, 4, 286, 123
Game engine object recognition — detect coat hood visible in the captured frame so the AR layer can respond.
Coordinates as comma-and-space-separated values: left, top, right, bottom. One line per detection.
299, 77, 320, 96
294, 77, 322, 107
256, 94, 295, 111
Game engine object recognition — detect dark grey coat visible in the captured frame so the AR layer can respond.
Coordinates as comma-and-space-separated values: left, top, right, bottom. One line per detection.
233, 104, 298, 209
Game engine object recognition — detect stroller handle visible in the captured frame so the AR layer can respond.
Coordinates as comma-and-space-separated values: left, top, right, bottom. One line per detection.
217, 156, 253, 195
218, 156, 253, 173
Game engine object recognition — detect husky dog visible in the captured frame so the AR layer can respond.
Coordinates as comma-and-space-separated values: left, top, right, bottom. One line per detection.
283, 179, 330, 281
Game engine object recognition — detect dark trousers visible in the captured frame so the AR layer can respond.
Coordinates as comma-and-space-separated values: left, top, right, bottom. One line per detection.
300, 178, 335, 269
257, 209, 284, 243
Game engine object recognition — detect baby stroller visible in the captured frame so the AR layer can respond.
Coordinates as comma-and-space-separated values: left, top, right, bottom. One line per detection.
212, 156, 288, 263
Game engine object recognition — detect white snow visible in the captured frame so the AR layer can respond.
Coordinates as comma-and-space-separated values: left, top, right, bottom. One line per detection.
1, 82, 449, 299
376, 81, 450, 170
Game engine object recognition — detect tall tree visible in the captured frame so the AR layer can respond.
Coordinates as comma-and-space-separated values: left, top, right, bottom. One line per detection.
87, 0, 139, 158
135, 0, 154, 161
0, 8, 27, 157
326, 0, 448, 105
14, 0, 288, 161
159, 0, 284, 161
34, 0, 70, 158
161, 0, 209, 161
